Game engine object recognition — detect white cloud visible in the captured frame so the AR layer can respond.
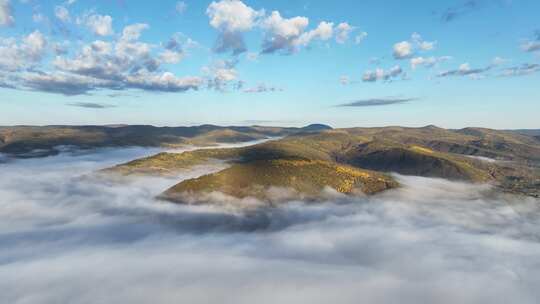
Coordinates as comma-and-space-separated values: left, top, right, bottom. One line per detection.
0, 30, 47, 71
23, 30, 47, 59
296, 21, 334, 47
159, 49, 183, 64
355, 32, 368, 44
411, 32, 436, 51
121, 23, 149, 41
262, 11, 308, 38
202, 59, 240, 91
363, 65, 403, 82
0, 0, 14, 26
335, 22, 354, 44
393, 33, 436, 59
206, 0, 263, 54
393, 41, 413, 59
260, 11, 309, 53
125, 71, 203, 92
261, 11, 337, 54
410, 56, 451, 69
85, 14, 114, 36
55, 5, 71, 23
207, 0, 262, 32
0, 21, 205, 95
459, 63, 471, 72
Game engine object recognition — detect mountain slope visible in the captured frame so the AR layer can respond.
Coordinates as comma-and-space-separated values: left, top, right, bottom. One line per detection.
161, 159, 398, 204
0, 124, 331, 157
105, 125, 540, 202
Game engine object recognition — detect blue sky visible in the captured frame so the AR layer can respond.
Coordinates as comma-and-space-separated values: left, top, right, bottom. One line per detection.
0, 0, 539, 128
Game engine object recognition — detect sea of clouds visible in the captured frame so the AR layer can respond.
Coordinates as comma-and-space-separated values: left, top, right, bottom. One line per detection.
1, 145, 539, 304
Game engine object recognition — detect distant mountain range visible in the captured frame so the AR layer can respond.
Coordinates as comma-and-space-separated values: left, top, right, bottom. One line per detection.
0, 124, 333, 158
97, 125, 540, 203
2, 124, 539, 201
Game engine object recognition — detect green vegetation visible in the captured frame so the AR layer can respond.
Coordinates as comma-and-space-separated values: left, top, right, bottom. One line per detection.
0, 124, 331, 156
106, 125, 540, 202
5, 124, 539, 204
162, 159, 398, 203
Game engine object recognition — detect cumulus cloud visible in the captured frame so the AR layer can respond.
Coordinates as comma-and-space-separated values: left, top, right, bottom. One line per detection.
54, 5, 71, 23
362, 65, 403, 82
206, 0, 263, 55
336, 97, 417, 107
261, 11, 339, 54
0, 30, 47, 71
205, 1, 355, 54
0, 22, 205, 95
83, 13, 114, 36
411, 32, 436, 51
335, 22, 354, 44
121, 23, 148, 41
159, 49, 183, 64
0, 0, 14, 26
260, 11, 309, 54
355, 31, 368, 44
126, 71, 203, 92
203, 59, 239, 91
0, 147, 539, 304
207, 0, 261, 32
296, 21, 334, 46
410, 56, 451, 69
393, 41, 413, 59
393, 33, 436, 60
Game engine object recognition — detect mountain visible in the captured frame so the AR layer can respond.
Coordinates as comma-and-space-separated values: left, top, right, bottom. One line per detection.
160, 160, 397, 205
105, 126, 540, 204
299, 124, 333, 132
510, 129, 540, 137
0, 124, 331, 158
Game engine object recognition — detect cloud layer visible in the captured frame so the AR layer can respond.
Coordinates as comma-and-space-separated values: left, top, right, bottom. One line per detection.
0, 147, 539, 304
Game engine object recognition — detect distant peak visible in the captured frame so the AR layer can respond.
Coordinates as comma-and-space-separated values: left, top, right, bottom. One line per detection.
301, 124, 333, 132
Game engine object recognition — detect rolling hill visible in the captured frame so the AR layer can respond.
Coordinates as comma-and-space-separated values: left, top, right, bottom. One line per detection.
105, 125, 540, 204
0, 124, 332, 157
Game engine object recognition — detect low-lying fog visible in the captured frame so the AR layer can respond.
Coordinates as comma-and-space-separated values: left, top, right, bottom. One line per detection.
1, 145, 539, 304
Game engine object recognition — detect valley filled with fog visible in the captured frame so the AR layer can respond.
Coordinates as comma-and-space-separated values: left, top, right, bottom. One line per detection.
1, 145, 539, 304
